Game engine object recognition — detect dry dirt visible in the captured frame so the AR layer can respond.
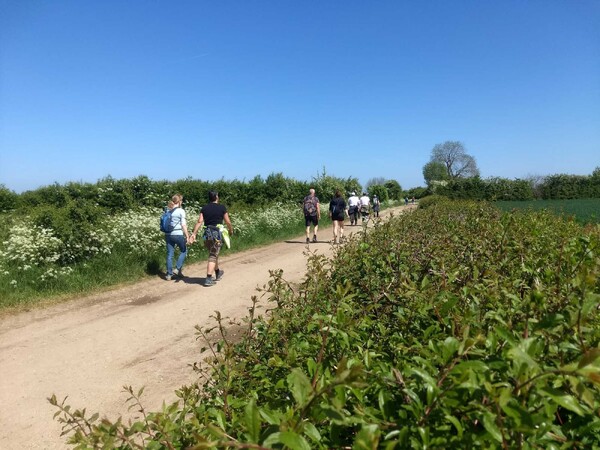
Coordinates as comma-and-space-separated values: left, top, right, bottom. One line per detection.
0, 206, 411, 449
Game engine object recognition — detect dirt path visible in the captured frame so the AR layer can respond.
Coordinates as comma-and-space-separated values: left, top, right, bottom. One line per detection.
0, 206, 411, 449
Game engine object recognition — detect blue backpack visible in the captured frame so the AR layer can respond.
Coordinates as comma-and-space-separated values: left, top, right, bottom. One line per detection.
160, 207, 178, 233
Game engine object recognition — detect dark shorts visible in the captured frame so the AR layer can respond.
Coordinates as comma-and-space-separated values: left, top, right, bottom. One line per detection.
332, 214, 345, 222
305, 215, 318, 227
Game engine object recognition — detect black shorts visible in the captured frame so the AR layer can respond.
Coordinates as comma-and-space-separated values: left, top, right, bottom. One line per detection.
305, 215, 318, 226
332, 214, 345, 222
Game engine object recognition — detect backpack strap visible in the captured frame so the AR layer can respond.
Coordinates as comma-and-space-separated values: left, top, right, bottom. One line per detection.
170, 206, 182, 231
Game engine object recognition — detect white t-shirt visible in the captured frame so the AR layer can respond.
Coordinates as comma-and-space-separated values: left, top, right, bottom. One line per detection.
348, 195, 360, 207
359, 195, 370, 207
169, 208, 187, 235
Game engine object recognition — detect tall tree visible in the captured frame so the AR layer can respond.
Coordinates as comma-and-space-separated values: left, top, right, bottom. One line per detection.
365, 177, 387, 190
430, 141, 479, 179
384, 179, 402, 200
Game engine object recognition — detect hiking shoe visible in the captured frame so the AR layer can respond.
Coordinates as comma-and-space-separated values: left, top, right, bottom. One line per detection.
204, 277, 215, 287
312, 235, 317, 243
165, 274, 173, 281
174, 269, 184, 278
216, 269, 224, 281
306, 237, 310, 244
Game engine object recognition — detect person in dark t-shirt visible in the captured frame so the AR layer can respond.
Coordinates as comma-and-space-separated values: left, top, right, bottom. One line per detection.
328, 189, 347, 244
190, 191, 233, 287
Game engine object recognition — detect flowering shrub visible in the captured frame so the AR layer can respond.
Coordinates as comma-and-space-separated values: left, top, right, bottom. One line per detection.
1, 222, 64, 267
101, 207, 165, 255
0, 202, 308, 296
232, 202, 303, 237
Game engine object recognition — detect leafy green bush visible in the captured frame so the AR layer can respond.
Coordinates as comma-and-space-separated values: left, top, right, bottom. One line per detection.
540, 173, 600, 199
30, 199, 107, 264
0, 184, 18, 212
405, 186, 428, 199
417, 194, 447, 209
51, 201, 600, 448
368, 184, 389, 202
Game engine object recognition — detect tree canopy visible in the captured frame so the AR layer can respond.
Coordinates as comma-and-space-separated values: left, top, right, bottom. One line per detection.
384, 179, 402, 200
422, 161, 449, 186
429, 141, 480, 179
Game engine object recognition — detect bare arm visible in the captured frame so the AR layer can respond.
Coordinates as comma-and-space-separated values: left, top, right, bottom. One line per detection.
190, 213, 205, 243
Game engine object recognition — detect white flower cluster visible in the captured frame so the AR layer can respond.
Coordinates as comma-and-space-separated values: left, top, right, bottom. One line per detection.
0, 222, 63, 267
232, 202, 302, 237
40, 266, 74, 282
0, 202, 305, 289
102, 206, 165, 254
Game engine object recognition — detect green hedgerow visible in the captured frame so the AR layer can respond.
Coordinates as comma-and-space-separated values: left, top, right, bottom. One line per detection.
51, 201, 600, 449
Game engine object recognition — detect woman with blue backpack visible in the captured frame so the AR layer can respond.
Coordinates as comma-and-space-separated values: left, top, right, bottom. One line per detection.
162, 194, 190, 281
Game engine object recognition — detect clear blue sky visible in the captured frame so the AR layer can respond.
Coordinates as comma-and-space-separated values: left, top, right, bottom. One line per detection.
1, 1, 599, 193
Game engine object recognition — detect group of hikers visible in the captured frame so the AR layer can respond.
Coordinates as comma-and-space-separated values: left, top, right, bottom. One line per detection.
162, 188, 381, 286
302, 188, 380, 245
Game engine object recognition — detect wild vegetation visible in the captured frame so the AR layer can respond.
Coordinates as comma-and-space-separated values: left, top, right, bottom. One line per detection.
0, 171, 408, 309
51, 201, 600, 448
0, 201, 334, 309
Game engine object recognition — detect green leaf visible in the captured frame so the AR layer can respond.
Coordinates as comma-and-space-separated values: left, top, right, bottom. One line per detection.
287, 368, 313, 406
582, 292, 600, 316
303, 422, 321, 443
262, 432, 282, 447
442, 336, 459, 361
279, 430, 312, 450
321, 405, 346, 423
244, 398, 261, 443
259, 408, 281, 425
445, 414, 463, 439
482, 411, 503, 443
539, 389, 586, 416
410, 368, 437, 387
507, 346, 540, 373
353, 424, 380, 450
378, 389, 387, 416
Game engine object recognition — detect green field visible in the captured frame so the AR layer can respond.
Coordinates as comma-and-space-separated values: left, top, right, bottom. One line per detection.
495, 198, 600, 224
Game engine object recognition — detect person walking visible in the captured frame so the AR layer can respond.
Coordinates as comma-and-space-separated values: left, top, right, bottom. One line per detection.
190, 191, 233, 287
329, 189, 347, 244
347, 191, 360, 225
359, 192, 371, 222
165, 194, 190, 280
372, 195, 381, 218
302, 188, 320, 243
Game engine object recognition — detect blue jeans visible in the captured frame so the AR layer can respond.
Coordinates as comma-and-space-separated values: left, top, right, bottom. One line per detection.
166, 234, 187, 275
